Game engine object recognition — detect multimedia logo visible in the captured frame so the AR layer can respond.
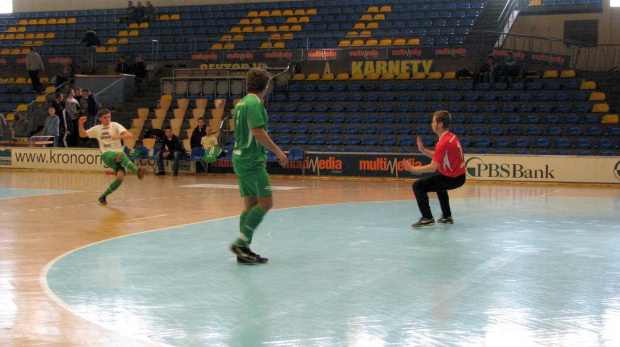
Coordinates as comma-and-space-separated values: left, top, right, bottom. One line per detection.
0, 148, 11, 165
465, 157, 555, 179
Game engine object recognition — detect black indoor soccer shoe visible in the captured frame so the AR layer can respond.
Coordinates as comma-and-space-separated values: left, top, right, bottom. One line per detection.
237, 255, 269, 264
437, 215, 454, 224
98, 196, 107, 205
412, 217, 435, 228
230, 244, 269, 264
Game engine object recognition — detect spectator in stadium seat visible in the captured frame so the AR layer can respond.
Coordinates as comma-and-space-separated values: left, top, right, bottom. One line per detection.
41, 107, 59, 147
26, 46, 44, 93
11, 113, 33, 139
115, 56, 131, 74
118, 1, 136, 23
133, 1, 146, 24
403, 110, 466, 228
502, 51, 520, 87
144, 1, 156, 23
155, 127, 186, 176
190, 117, 206, 149
55, 58, 74, 90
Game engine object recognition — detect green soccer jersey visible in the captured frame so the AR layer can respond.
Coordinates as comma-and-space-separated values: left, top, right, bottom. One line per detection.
232, 94, 268, 175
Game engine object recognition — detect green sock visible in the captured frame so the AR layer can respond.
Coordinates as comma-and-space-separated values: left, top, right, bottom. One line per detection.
101, 178, 122, 198
119, 154, 139, 174
239, 206, 266, 245
235, 211, 249, 246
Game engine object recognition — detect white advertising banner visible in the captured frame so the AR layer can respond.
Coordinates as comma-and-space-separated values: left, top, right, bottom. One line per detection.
464, 154, 620, 184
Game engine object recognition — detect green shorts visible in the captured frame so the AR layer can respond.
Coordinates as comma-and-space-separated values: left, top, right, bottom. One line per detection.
101, 151, 125, 173
235, 165, 272, 197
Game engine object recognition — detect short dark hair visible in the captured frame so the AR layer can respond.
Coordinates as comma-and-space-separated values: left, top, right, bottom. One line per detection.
245, 68, 270, 94
98, 108, 111, 118
434, 110, 451, 129
164, 126, 172, 131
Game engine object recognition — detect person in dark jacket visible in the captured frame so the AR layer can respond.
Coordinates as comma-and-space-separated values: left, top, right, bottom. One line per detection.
190, 117, 207, 149
81, 28, 100, 73
155, 127, 186, 176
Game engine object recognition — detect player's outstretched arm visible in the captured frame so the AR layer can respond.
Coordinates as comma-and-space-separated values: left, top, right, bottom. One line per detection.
78, 116, 89, 138
112, 130, 134, 141
252, 127, 288, 167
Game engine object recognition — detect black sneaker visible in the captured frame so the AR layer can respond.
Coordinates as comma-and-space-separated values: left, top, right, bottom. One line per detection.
98, 196, 107, 205
437, 215, 454, 224
137, 168, 146, 180
412, 217, 435, 228
230, 244, 269, 264
155, 171, 165, 176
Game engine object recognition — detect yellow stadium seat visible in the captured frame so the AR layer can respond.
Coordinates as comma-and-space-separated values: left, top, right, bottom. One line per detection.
407, 38, 420, 45
428, 72, 442, 79
353, 23, 365, 30
335, 73, 350, 80
306, 73, 320, 80
220, 35, 232, 41
601, 114, 619, 124
232, 34, 244, 41
34, 33, 44, 39
271, 10, 282, 16
242, 27, 253, 33
35, 95, 46, 103
4, 34, 14, 39
239, 19, 250, 25
270, 33, 281, 40
443, 71, 456, 79
273, 42, 285, 49
57, 18, 67, 24
11, 48, 21, 55
282, 10, 293, 16
278, 25, 290, 31
169, 14, 180, 20
379, 39, 392, 46
259, 10, 270, 17
27, 19, 36, 25
118, 30, 128, 36
412, 72, 427, 79
158, 14, 169, 20
22, 40, 32, 47
360, 14, 373, 21
118, 38, 128, 44
33, 40, 43, 46
15, 104, 28, 111
321, 73, 335, 80
298, 16, 310, 23
251, 18, 262, 25
266, 26, 278, 32
96, 47, 107, 53
107, 38, 117, 44
107, 47, 117, 53
543, 70, 558, 78
15, 33, 24, 39
346, 31, 359, 38
230, 27, 241, 33
589, 92, 606, 101
373, 14, 385, 20
306, 9, 317, 15
351, 73, 365, 80
364, 39, 378, 46
366, 22, 378, 29
281, 33, 292, 40
290, 25, 302, 31
294, 9, 305, 16
5, 113, 14, 121
254, 26, 265, 32
37, 19, 47, 25
45, 33, 54, 39
6, 27, 16, 32
368, 6, 379, 12
366, 72, 380, 80
225, 43, 236, 49
67, 18, 76, 23
380, 6, 392, 12
25, 33, 34, 39
247, 11, 259, 17
139, 22, 149, 28
592, 104, 609, 113
128, 23, 139, 28
359, 30, 372, 38
18, 19, 27, 25
285, 17, 298, 23
0, 49, 10, 55
211, 43, 223, 50
260, 42, 272, 49
381, 72, 395, 80
0, 34, 4, 39
20, 48, 30, 54
396, 72, 411, 79
351, 39, 365, 47
560, 69, 576, 78
292, 73, 305, 80
581, 81, 596, 89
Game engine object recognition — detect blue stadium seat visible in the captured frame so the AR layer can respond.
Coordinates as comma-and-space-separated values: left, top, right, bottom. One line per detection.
327, 136, 343, 145
555, 150, 573, 155
365, 115, 379, 123
327, 125, 342, 133
532, 138, 550, 148
399, 137, 415, 146
378, 125, 395, 134
292, 135, 309, 145
573, 139, 591, 149
525, 126, 543, 136
507, 126, 523, 136
473, 138, 490, 147
492, 138, 510, 148
360, 125, 376, 134
553, 138, 570, 148
487, 126, 504, 135
585, 126, 602, 136
380, 136, 397, 146
396, 126, 412, 135
487, 114, 503, 124
468, 126, 485, 135
545, 126, 562, 136
524, 115, 541, 124
293, 125, 309, 133
310, 136, 326, 145
343, 125, 359, 134
347, 115, 363, 123
314, 114, 329, 123
595, 139, 613, 149
362, 136, 379, 146
382, 114, 396, 123
565, 126, 582, 136
512, 138, 530, 148
451, 126, 466, 135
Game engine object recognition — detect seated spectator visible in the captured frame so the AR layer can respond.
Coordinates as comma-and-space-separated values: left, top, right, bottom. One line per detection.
0, 113, 10, 141
201, 126, 218, 149
144, 1, 156, 23
116, 56, 131, 74
118, 1, 135, 23
502, 51, 520, 87
155, 127, 186, 176
190, 117, 206, 149
472, 57, 486, 84
482, 54, 499, 84
133, 1, 146, 24
11, 113, 33, 139
41, 107, 59, 147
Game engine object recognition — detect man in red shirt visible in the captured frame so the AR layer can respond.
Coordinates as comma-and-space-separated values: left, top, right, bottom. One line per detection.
403, 110, 466, 227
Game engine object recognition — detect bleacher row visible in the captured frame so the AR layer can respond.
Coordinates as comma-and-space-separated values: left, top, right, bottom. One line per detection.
259, 76, 618, 156
0, 81, 54, 114
528, 0, 601, 5
0, 0, 484, 60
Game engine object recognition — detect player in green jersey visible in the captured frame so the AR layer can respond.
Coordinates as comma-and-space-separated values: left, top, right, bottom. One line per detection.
229, 68, 287, 264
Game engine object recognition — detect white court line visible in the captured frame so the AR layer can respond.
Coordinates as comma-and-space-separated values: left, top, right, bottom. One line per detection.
125, 214, 168, 222
181, 183, 304, 191
538, 188, 565, 197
